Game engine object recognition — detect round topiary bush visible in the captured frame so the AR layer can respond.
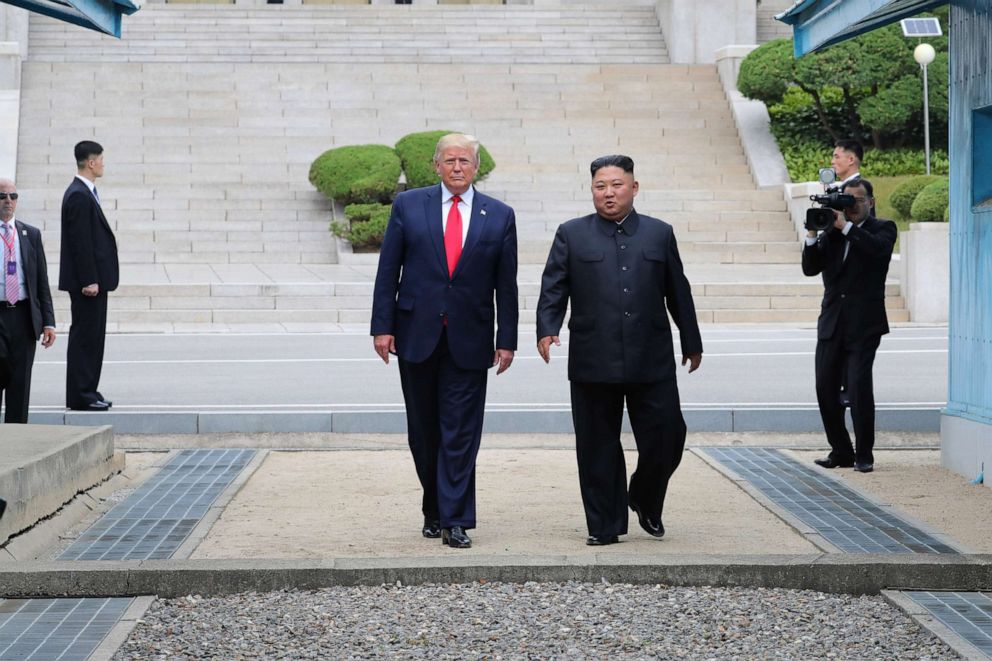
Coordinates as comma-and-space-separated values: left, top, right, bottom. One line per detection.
395, 131, 495, 190
910, 178, 950, 222
890, 175, 943, 220
331, 203, 392, 250
309, 145, 401, 206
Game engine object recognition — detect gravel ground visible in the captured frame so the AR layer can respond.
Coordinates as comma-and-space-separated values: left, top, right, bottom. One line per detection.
114, 582, 956, 660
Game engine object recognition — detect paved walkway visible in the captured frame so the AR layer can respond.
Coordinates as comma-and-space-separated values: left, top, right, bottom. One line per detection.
3, 433, 991, 660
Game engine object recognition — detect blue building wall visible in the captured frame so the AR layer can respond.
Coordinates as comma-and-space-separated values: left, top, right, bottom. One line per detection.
942, 0, 992, 480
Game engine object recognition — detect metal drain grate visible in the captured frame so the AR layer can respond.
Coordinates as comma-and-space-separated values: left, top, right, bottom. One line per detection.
59, 448, 255, 561
0, 597, 133, 661
702, 447, 958, 554
904, 591, 992, 655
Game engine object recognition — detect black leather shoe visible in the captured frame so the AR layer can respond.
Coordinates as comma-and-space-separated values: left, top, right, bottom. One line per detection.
854, 462, 874, 473
441, 526, 471, 548
586, 534, 619, 546
629, 500, 665, 538
70, 401, 111, 412
422, 517, 441, 539
814, 456, 854, 469
100, 400, 113, 408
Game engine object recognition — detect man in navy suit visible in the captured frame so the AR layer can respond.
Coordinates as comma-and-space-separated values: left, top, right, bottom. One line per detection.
371, 133, 518, 549
0, 179, 56, 424
803, 178, 896, 473
59, 141, 119, 412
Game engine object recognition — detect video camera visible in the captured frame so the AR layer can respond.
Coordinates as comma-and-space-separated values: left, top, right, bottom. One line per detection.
805, 168, 856, 232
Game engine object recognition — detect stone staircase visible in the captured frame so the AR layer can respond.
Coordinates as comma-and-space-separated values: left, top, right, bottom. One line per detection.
15, 3, 907, 330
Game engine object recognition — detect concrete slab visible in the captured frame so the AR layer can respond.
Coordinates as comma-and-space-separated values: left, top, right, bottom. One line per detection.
0, 425, 123, 544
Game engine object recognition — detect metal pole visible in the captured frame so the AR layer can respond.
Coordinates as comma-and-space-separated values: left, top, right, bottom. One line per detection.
922, 62, 931, 176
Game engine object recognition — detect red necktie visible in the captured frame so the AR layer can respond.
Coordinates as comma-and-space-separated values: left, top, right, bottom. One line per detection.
444, 195, 463, 277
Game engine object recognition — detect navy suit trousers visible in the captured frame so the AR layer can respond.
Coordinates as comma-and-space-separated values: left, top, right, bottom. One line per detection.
398, 329, 488, 529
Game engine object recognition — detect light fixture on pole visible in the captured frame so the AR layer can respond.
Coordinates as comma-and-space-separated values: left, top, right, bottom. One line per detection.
914, 43, 936, 175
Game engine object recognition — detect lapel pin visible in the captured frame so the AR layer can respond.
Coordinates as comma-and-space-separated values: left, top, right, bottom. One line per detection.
21, 230, 26, 236
480, 209, 487, 216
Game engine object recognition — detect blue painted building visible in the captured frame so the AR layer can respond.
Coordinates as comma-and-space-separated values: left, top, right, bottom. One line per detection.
779, 0, 991, 484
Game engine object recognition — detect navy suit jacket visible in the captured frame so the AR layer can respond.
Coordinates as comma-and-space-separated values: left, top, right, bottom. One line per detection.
371, 184, 518, 370
58, 177, 119, 293
802, 216, 897, 341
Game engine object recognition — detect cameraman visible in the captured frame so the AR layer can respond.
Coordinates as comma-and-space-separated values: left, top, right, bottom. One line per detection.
802, 179, 897, 473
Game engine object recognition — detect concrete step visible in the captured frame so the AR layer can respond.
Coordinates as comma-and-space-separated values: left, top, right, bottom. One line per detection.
46, 281, 908, 331
27, 4, 669, 64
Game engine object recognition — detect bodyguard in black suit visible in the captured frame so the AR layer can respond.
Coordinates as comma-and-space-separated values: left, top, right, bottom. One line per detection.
59, 141, 118, 411
537, 155, 703, 546
0, 180, 56, 423
803, 178, 896, 473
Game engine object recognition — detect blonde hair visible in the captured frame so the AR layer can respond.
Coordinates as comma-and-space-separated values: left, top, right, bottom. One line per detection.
433, 133, 481, 165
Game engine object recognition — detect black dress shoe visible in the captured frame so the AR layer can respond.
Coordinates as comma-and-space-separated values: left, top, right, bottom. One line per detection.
629, 500, 665, 538
586, 534, 619, 546
100, 400, 113, 408
814, 456, 854, 469
854, 462, 874, 473
441, 526, 471, 549
422, 517, 441, 539
70, 401, 111, 412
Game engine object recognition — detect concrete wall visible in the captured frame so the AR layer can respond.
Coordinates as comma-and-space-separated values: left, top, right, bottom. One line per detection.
0, 5, 25, 181
942, 1, 992, 486
899, 222, 949, 323
655, 0, 756, 64
757, 0, 792, 43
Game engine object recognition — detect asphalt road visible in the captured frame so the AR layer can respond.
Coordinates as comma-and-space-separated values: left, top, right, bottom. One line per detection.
27, 325, 947, 413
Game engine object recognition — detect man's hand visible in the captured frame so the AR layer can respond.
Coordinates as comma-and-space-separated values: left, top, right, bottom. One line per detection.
833, 211, 848, 231
41, 328, 55, 348
82, 283, 99, 297
373, 334, 395, 364
682, 353, 702, 373
493, 348, 514, 375
537, 336, 560, 363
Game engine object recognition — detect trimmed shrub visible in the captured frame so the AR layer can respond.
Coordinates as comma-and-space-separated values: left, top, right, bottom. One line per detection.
395, 131, 496, 189
309, 145, 401, 205
768, 87, 849, 146
910, 178, 950, 222
331, 203, 392, 250
944, 205, 950, 222
737, 38, 794, 105
777, 139, 950, 183
890, 175, 943, 219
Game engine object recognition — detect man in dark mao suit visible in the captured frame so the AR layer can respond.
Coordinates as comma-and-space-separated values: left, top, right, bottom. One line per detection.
803, 178, 896, 473
0, 179, 56, 423
59, 141, 118, 411
371, 133, 518, 550
537, 154, 703, 546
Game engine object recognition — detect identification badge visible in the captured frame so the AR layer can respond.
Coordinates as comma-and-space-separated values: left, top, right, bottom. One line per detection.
6, 261, 15, 275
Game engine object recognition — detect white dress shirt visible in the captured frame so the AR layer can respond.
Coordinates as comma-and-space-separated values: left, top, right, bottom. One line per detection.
441, 183, 473, 246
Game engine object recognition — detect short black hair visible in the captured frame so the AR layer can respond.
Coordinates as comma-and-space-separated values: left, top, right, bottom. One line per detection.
590, 154, 634, 177
835, 139, 864, 162
843, 177, 874, 198
74, 141, 103, 168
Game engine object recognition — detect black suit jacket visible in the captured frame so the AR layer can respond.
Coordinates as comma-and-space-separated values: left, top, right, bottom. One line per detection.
537, 211, 703, 383
802, 216, 897, 341
14, 220, 56, 339
58, 178, 119, 293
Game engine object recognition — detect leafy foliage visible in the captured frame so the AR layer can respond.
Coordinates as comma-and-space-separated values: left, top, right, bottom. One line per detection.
309, 145, 401, 206
738, 15, 949, 149
330, 203, 392, 249
889, 175, 943, 220
777, 138, 949, 182
394, 131, 496, 189
910, 178, 950, 222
